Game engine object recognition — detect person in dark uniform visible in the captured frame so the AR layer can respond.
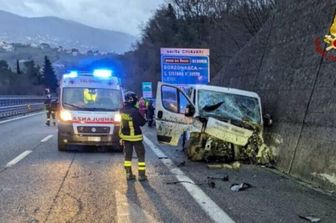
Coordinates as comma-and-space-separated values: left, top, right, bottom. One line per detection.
44, 88, 56, 126
146, 100, 155, 127
120, 92, 147, 181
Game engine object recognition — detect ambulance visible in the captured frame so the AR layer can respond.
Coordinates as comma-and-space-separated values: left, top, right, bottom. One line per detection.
57, 69, 123, 151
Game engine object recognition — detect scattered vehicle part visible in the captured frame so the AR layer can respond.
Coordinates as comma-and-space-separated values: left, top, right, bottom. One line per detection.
166, 181, 200, 185
155, 82, 274, 165
208, 181, 216, 188
207, 161, 241, 170
230, 183, 252, 192
207, 176, 229, 181
158, 156, 168, 159
298, 215, 321, 223
177, 161, 186, 167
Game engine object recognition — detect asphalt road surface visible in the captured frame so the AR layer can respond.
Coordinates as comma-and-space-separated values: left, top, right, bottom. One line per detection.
0, 113, 335, 223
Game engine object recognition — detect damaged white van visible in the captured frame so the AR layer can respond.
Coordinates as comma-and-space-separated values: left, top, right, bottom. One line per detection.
155, 82, 273, 164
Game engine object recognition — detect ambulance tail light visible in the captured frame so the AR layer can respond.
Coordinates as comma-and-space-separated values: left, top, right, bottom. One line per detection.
60, 110, 73, 122
93, 69, 112, 78
114, 113, 121, 123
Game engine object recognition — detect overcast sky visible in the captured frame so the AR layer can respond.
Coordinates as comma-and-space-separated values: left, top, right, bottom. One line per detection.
0, 0, 165, 37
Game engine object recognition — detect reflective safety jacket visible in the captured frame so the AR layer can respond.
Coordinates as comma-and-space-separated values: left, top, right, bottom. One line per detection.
119, 105, 146, 141
83, 89, 97, 104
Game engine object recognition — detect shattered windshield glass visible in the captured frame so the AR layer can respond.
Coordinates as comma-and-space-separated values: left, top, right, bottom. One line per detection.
198, 90, 261, 124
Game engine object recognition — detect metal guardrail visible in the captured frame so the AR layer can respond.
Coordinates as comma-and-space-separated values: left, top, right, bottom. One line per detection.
0, 96, 46, 119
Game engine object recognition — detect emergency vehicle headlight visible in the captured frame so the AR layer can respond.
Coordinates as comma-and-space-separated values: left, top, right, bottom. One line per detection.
60, 110, 72, 121
93, 69, 112, 78
114, 113, 121, 122
64, 71, 78, 78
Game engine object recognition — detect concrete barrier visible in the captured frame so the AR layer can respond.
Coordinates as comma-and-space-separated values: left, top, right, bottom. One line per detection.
212, 1, 336, 191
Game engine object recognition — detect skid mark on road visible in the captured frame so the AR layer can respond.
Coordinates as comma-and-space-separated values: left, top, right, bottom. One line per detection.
115, 190, 159, 223
41, 134, 54, 143
5, 150, 32, 168
143, 136, 235, 223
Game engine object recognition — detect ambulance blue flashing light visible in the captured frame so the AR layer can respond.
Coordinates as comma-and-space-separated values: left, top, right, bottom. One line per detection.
63, 71, 78, 78
93, 69, 112, 78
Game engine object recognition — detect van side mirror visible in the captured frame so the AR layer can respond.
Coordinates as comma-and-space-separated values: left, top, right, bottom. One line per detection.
263, 114, 273, 127
185, 104, 195, 117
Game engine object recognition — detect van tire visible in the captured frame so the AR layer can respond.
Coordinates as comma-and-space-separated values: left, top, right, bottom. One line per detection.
185, 135, 204, 161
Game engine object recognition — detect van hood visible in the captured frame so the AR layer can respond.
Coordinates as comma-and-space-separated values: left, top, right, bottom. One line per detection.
205, 117, 253, 146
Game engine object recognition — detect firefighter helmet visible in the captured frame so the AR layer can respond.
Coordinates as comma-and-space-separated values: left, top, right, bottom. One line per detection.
124, 91, 138, 105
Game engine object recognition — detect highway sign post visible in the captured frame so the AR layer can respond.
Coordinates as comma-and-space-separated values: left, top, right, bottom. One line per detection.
142, 82, 153, 99
160, 48, 210, 85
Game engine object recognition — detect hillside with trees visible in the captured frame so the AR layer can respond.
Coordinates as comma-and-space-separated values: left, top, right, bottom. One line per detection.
121, 0, 275, 94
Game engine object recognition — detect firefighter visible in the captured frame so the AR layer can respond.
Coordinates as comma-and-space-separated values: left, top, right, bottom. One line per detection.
44, 88, 56, 126
120, 92, 147, 181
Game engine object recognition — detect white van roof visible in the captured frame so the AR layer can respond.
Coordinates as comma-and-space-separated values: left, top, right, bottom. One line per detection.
192, 84, 260, 99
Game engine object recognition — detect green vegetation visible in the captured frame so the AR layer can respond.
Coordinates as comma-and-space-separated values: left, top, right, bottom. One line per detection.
42, 56, 58, 93
0, 59, 44, 95
122, 0, 275, 93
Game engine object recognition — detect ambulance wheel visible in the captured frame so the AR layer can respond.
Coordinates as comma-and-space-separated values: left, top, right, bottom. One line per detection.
58, 143, 67, 151
58, 132, 67, 151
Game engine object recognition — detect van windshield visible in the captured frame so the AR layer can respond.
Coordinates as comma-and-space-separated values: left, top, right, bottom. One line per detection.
198, 89, 261, 124
62, 87, 122, 111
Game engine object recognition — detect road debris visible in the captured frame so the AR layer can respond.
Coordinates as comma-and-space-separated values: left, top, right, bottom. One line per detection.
230, 183, 252, 192
207, 175, 229, 181
261, 164, 275, 169
166, 181, 201, 185
207, 161, 241, 170
177, 161, 186, 167
208, 181, 216, 188
158, 156, 168, 159
298, 215, 321, 223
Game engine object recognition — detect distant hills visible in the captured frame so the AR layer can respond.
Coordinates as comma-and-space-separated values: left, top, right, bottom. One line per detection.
0, 10, 136, 54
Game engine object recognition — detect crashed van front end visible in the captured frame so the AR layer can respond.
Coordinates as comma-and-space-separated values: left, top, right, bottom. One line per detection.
185, 87, 274, 164
185, 117, 273, 164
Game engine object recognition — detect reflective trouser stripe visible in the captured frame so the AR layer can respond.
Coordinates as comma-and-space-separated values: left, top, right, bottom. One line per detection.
138, 162, 146, 170
124, 161, 132, 167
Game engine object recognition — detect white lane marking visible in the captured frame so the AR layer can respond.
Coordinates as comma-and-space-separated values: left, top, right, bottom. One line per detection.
144, 136, 235, 223
41, 134, 53, 143
6, 150, 32, 168
115, 190, 159, 223
0, 112, 44, 125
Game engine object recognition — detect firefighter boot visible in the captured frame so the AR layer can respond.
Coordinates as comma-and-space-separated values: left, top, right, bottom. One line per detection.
138, 170, 147, 181
125, 167, 136, 180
